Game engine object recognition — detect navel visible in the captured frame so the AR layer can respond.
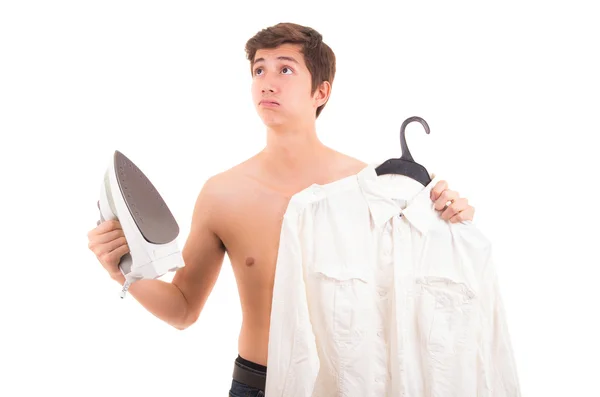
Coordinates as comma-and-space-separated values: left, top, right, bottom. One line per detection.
245, 257, 255, 267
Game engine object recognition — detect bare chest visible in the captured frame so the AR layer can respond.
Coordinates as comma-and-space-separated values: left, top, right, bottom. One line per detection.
217, 182, 299, 285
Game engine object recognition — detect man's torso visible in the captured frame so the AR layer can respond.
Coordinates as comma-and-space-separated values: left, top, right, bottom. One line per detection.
208, 150, 367, 365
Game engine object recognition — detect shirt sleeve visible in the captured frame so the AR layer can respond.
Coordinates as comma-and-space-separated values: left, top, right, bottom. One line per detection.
265, 207, 319, 397
479, 244, 522, 396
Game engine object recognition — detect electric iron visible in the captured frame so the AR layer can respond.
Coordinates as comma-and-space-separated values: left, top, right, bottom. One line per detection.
98, 150, 184, 298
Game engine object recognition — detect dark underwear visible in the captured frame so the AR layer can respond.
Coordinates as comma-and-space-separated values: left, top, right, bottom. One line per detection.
232, 355, 267, 392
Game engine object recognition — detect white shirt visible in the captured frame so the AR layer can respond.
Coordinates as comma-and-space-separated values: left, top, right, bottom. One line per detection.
266, 163, 521, 396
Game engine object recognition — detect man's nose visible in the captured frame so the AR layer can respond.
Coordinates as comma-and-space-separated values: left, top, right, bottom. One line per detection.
261, 77, 277, 93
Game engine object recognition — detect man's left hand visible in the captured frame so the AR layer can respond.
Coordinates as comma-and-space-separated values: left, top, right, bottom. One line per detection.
430, 180, 475, 223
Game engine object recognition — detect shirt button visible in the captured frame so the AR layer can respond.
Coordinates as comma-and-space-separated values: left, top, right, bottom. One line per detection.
378, 290, 387, 297
377, 330, 383, 337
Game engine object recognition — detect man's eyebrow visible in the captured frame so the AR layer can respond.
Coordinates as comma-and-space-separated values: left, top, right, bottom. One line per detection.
253, 56, 300, 65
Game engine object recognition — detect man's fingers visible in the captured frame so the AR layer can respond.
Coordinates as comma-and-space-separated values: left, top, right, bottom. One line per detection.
100, 243, 129, 267
89, 219, 121, 237
440, 197, 467, 220
108, 244, 130, 264
449, 206, 475, 223
429, 181, 476, 223
434, 189, 459, 211
430, 180, 448, 201
100, 219, 122, 232
109, 238, 129, 253
94, 229, 125, 245
105, 236, 128, 252
89, 236, 127, 255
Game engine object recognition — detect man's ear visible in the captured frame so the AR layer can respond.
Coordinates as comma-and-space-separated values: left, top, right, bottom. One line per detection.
313, 80, 331, 108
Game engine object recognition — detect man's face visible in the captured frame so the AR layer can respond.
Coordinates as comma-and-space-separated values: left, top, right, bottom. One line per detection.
251, 43, 325, 129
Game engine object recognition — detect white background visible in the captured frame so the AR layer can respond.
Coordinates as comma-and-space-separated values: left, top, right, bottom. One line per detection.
1, 1, 598, 396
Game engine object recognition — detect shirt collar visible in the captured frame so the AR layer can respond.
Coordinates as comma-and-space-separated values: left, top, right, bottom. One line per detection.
357, 163, 442, 235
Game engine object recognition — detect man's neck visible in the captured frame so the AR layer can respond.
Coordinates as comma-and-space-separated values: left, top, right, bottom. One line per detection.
260, 123, 330, 172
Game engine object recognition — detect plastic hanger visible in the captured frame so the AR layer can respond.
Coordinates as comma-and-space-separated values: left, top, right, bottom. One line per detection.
374, 116, 432, 186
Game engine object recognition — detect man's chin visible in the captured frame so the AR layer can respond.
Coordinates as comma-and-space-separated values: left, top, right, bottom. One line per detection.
262, 117, 286, 129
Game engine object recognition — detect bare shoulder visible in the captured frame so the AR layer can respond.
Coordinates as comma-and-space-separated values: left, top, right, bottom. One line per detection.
195, 162, 251, 211
194, 158, 264, 225
183, 158, 260, 240
328, 149, 369, 176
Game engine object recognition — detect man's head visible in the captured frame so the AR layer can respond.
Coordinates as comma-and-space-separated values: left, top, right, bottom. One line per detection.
245, 23, 336, 129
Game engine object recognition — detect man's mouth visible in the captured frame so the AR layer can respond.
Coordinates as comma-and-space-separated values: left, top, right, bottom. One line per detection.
260, 100, 280, 106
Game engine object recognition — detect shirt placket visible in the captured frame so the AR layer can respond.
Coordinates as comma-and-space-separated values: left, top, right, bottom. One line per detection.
391, 207, 412, 396
372, 220, 395, 396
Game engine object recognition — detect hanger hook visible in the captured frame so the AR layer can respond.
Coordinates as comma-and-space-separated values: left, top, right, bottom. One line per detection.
400, 116, 430, 162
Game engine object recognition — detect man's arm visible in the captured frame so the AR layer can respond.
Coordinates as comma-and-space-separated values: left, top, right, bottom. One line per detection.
171, 175, 227, 329
112, 175, 226, 330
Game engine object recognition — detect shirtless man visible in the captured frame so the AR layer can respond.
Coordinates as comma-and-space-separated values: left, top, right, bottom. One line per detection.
87, 23, 476, 396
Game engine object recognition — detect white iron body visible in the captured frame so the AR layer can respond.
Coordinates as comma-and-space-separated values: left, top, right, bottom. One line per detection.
98, 150, 184, 297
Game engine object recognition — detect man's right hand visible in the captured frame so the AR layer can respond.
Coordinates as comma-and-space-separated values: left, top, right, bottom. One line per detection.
87, 220, 130, 280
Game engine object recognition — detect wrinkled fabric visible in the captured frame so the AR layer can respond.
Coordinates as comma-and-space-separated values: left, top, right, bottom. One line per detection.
266, 164, 521, 397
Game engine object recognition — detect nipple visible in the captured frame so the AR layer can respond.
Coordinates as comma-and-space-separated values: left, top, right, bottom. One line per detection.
245, 257, 255, 267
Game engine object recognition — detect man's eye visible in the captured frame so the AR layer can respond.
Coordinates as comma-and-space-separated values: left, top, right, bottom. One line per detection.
254, 67, 292, 75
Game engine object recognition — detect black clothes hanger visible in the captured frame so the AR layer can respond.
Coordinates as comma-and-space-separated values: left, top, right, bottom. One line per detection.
375, 116, 432, 186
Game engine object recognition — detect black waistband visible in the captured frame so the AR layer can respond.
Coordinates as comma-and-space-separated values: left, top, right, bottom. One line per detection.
236, 355, 267, 373
232, 355, 267, 391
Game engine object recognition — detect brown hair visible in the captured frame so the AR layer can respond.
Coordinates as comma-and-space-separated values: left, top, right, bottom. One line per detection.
245, 22, 336, 118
